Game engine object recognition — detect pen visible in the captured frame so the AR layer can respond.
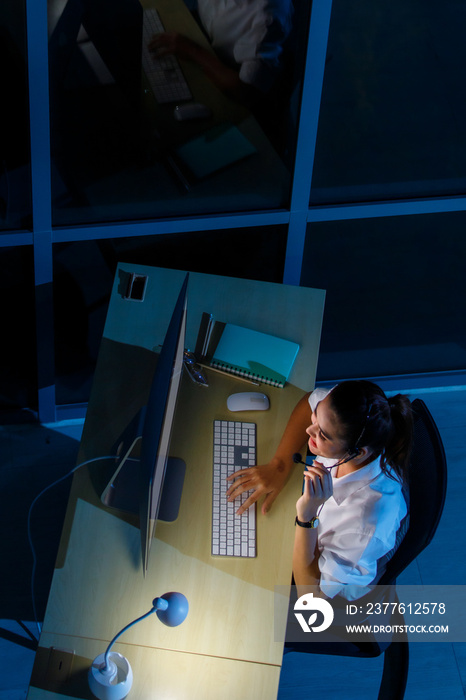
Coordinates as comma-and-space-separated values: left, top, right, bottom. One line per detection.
201, 314, 214, 359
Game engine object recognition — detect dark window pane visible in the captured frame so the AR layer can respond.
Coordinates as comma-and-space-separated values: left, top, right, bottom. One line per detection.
301, 215, 466, 380
0, 2, 32, 231
0, 247, 36, 415
47, 0, 308, 226
311, 0, 466, 203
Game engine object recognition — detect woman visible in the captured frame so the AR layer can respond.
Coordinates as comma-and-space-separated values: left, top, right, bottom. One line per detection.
227, 380, 413, 598
148, 0, 293, 100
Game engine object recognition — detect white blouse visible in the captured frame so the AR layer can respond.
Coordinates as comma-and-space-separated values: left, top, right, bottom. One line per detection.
308, 390, 408, 600
197, 0, 293, 91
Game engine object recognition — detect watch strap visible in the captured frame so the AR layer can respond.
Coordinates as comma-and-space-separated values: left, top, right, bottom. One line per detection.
295, 515, 319, 529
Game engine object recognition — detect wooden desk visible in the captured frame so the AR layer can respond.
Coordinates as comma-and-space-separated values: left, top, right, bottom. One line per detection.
28, 265, 325, 699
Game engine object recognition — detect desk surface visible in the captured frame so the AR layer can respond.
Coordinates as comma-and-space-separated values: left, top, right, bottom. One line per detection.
28, 266, 325, 699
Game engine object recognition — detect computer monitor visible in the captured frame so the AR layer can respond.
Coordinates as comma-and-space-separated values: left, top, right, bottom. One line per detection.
81, 0, 143, 106
101, 273, 188, 573
48, 0, 143, 107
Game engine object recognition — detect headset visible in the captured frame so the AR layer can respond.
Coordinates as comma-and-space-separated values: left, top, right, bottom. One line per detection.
293, 401, 374, 470
293, 449, 360, 470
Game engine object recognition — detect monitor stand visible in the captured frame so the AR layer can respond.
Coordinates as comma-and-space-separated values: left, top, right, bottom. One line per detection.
100, 411, 186, 523
157, 457, 186, 521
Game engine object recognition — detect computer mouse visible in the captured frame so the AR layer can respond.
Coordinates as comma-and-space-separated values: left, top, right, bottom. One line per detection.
227, 392, 270, 412
173, 102, 212, 121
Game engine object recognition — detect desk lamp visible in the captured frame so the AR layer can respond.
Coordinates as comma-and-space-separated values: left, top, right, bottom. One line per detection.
88, 592, 189, 700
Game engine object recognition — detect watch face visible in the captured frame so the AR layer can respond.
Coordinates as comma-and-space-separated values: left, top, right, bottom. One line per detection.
311, 517, 320, 528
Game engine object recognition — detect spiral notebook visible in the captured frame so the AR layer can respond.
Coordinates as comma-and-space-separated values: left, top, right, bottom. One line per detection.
210, 323, 299, 388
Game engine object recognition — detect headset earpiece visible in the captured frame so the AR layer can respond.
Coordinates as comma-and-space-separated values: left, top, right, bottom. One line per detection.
343, 448, 361, 463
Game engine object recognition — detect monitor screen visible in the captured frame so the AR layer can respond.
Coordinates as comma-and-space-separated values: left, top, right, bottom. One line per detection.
139, 274, 188, 572
81, 0, 143, 106
100, 273, 188, 573
48, 0, 143, 106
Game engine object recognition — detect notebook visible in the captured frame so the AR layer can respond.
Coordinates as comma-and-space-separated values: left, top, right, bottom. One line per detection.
174, 123, 257, 180
210, 323, 299, 388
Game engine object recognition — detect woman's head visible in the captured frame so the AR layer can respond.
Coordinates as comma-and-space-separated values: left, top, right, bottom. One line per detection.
326, 380, 413, 480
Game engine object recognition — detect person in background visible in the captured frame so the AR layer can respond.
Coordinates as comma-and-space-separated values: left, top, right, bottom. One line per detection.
149, 0, 294, 102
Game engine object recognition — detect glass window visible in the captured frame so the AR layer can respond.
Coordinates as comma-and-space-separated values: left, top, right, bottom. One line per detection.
0, 247, 36, 413
47, 0, 309, 226
53, 224, 287, 404
0, 2, 32, 231
311, 0, 466, 204
53, 239, 113, 406
301, 214, 466, 381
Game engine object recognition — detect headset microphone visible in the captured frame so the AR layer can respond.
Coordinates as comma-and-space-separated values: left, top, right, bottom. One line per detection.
293, 449, 361, 470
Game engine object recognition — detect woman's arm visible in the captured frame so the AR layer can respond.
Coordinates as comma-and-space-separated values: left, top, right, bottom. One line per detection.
148, 32, 255, 101
226, 392, 312, 515
293, 461, 333, 596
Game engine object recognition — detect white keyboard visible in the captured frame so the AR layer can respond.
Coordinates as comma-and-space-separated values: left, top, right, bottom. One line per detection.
142, 8, 192, 104
212, 420, 257, 558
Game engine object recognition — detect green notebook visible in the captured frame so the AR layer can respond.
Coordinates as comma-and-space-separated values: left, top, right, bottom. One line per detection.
174, 124, 257, 179
210, 323, 300, 388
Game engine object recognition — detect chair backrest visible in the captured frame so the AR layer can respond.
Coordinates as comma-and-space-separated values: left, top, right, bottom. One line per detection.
379, 398, 447, 584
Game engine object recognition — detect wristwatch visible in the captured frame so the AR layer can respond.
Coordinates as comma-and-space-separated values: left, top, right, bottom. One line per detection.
295, 515, 320, 529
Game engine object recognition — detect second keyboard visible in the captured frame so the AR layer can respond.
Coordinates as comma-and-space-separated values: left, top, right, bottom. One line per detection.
142, 8, 192, 104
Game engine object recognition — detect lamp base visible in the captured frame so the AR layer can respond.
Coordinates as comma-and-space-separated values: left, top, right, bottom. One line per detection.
88, 652, 133, 700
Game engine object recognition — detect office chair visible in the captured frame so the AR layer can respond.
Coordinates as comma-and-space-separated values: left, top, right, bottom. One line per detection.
284, 397, 448, 700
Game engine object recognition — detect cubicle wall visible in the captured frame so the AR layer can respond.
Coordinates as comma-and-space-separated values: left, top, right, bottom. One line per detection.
2, 0, 466, 422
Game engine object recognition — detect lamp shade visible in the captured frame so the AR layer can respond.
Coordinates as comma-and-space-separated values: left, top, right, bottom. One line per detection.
154, 592, 189, 627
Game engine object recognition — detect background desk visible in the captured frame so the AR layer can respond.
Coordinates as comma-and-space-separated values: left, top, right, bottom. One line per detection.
28, 266, 325, 699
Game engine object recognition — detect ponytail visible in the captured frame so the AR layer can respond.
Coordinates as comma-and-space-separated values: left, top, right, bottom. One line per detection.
328, 381, 413, 483
384, 394, 413, 481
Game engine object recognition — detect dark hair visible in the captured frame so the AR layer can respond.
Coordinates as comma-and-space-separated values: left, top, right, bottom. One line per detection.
328, 380, 413, 483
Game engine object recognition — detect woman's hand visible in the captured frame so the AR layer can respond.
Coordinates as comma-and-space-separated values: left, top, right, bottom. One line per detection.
226, 459, 290, 516
148, 32, 198, 61
148, 30, 248, 100
296, 461, 333, 522
225, 393, 314, 517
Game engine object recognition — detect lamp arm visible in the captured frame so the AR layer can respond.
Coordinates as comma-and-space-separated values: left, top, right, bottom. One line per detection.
103, 600, 167, 668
